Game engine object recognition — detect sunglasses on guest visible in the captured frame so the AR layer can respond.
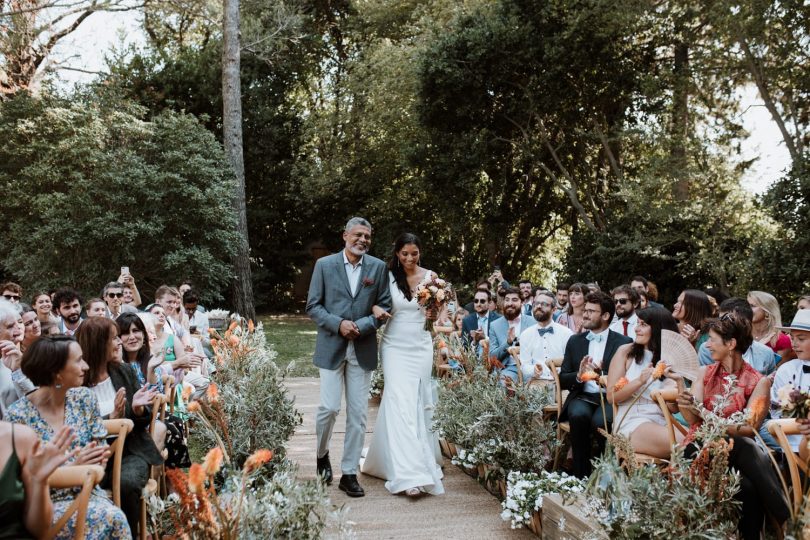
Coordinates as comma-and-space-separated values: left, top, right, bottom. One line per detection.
2, 294, 20, 301
107, 292, 124, 298
474, 299, 488, 304
614, 298, 630, 305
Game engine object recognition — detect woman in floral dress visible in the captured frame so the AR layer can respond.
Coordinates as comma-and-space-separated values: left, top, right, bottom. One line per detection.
6, 336, 131, 539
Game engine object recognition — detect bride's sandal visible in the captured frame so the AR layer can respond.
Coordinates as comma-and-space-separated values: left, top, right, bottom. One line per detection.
405, 487, 421, 497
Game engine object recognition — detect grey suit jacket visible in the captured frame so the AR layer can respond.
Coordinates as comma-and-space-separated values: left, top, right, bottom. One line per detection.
306, 252, 392, 371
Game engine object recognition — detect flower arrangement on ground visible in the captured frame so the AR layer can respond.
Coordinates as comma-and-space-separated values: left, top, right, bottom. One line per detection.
368, 368, 384, 399
414, 276, 451, 331
500, 470, 585, 529
191, 320, 301, 466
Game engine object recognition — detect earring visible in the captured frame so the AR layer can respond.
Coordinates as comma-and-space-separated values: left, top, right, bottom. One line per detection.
55, 383, 62, 389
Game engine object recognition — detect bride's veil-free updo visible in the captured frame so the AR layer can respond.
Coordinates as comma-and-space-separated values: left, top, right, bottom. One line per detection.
388, 233, 422, 302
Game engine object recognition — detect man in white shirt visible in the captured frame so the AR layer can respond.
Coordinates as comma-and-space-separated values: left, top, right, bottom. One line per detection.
53, 288, 84, 336
519, 291, 573, 384
609, 285, 640, 340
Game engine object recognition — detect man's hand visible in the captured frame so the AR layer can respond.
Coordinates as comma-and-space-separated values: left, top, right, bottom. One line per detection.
534, 363, 545, 378
339, 320, 360, 340
0, 340, 22, 371
577, 355, 599, 379
471, 329, 485, 343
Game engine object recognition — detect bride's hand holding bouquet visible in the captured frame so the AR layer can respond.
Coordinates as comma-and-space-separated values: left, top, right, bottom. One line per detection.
415, 276, 452, 332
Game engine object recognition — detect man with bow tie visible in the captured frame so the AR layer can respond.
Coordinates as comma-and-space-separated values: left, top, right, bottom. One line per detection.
518, 291, 573, 384
559, 291, 633, 478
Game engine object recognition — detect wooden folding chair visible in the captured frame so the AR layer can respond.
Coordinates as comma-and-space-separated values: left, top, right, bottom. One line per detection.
160, 374, 175, 422
44, 465, 106, 540
651, 388, 688, 450
103, 418, 158, 540
768, 418, 807, 517
546, 357, 569, 469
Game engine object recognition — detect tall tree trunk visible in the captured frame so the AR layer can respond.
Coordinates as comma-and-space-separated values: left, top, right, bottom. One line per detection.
222, 0, 256, 320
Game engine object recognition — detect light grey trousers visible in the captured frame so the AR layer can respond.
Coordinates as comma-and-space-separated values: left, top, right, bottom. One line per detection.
316, 350, 372, 475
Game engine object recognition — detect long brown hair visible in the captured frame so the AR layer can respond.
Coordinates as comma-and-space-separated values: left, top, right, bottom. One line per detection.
76, 317, 118, 387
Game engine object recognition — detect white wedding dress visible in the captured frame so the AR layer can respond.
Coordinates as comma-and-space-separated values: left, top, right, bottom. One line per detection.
361, 271, 445, 495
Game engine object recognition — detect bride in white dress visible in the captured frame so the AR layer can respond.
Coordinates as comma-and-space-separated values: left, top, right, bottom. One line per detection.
361, 233, 445, 497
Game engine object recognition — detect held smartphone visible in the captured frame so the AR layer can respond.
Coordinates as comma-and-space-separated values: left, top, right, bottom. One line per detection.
121, 266, 129, 276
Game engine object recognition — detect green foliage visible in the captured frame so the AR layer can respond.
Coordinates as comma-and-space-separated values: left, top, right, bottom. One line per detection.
190, 324, 302, 465
0, 93, 236, 303
753, 159, 810, 312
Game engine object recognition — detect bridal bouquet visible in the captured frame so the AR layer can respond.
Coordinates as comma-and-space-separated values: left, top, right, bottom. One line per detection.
415, 276, 451, 331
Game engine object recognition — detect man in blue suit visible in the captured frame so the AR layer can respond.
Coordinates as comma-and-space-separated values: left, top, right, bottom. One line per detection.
489, 287, 535, 382
462, 289, 501, 355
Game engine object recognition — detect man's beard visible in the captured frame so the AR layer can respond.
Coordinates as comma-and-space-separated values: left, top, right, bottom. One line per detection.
504, 306, 520, 320
64, 313, 80, 324
348, 244, 368, 256
534, 311, 552, 323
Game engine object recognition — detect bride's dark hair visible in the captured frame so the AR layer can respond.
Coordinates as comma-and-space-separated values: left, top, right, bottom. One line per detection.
388, 233, 422, 301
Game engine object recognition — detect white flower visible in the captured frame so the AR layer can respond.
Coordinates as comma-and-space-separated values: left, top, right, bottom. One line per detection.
777, 383, 795, 406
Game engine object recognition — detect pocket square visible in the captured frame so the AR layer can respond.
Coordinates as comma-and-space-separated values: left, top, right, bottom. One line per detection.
362, 277, 375, 287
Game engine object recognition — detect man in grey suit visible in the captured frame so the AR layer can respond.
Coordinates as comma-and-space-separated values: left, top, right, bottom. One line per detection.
306, 217, 392, 497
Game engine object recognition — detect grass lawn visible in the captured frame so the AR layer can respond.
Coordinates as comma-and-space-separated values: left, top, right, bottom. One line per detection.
259, 315, 319, 377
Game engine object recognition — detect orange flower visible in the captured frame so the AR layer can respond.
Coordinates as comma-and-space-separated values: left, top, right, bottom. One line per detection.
188, 463, 206, 493
580, 370, 599, 382
202, 447, 224, 476
437, 339, 447, 349
652, 361, 668, 380
206, 383, 219, 403
210, 338, 218, 348
228, 335, 239, 346
613, 377, 629, 392
207, 328, 217, 336
248, 320, 255, 333
228, 320, 238, 332
181, 384, 193, 401
243, 449, 273, 473
187, 401, 201, 414
747, 395, 768, 426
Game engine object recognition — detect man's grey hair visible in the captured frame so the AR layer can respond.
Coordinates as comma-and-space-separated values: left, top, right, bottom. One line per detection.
102, 282, 124, 296
344, 217, 372, 233
0, 298, 20, 324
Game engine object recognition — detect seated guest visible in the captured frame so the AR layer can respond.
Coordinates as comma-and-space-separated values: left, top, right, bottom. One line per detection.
461, 290, 501, 355
20, 305, 41, 353
6, 336, 130, 539
77, 318, 161, 537
748, 290, 795, 364
519, 291, 573, 384
31, 291, 58, 325
0, 299, 33, 419
85, 298, 107, 318
518, 280, 533, 316
489, 287, 534, 383
52, 288, 84, 336
553, 282, 570, 321
148, 304, 207, 399
118, 271, 142, 310
0, 422, 76, 538
698, 298, 776, 375
183, 290, 210, 337
677, 315, 787, 539
609, 285, 640, 340
672, 289, 713, 349
117, 313, 191, 469
1, 282, 22, 305
463, 279, 492, 312
608, 307, 682, 458
558, 283, 588, 333
637, 290, 649, 309
155, 285, 191, 348
630, 275, 663, 309
767, 309, 810, 452
102, 282, 125, 320
559, 291, 633, 478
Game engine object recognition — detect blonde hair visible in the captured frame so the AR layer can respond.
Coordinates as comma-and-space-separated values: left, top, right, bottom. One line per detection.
747, 290, 782, 338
